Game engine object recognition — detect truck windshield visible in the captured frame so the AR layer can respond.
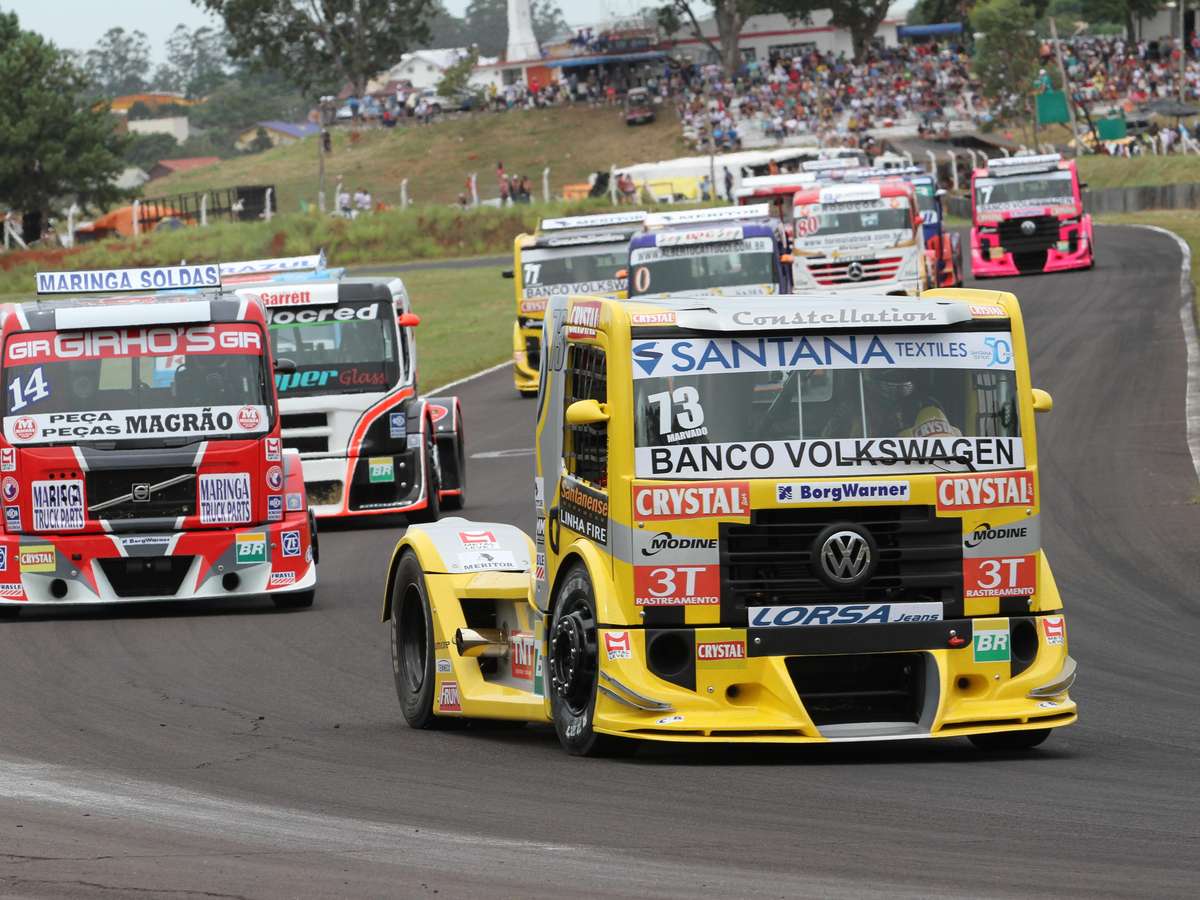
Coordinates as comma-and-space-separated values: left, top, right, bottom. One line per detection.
521, 245, 627, 299
974, 171, 1075, 211
628, 236, 777, 296
631, 330, 1022, 479
268, 300, 400, 397
2, 323, 269, 446
796, 201, 912, 239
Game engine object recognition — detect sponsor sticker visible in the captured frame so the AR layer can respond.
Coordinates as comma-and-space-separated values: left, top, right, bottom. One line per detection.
455, 550, 518, 572
510, 632, 536, 680
0, 583, 23, 598
1, 476, 17, 503
428, 404, 448, 424
4, 405, 269, 445
389, 412, 406, 439
0, 545, 6, 571
6, 324, 260, 364
962, 517, 1040, 558
749, 602, 942, 627
5, 505, 21, 530
639, 438, 1023, 480
265, 437, 281, 461
633, 481, 749, 521
266, 465, 283, 491
635, 529, 718, 564
19, 544, 55, 573
630, 312, 677, 326
963, 555, 1037, 598
973, 628, 1011, 663
267, 495, 283, 522
969, 304, 1007, 318
696, 632, 747, 668
406, 434, 422, 450
31, 480, 85, 531
776, 480, 909, 504
604, 631, 632, 660
237, 406, 261, 431
558, 476, 608, 544
268, 571, 296, 587
285, 492, 304, 511
243, 284, 340, 307
119, 535, 170, 549
937, 471, 1034, 510
566, 299, 602, 339
459, 529, 498, 550
656, 715, 685, 726
1043, 615, 1065, 645
281, 530, 301, 558
0, 448, 14, 471
368, 457, 394, 483
436, 658, 452, 674
438, 680, 462, 713
630, 331, 1015, 380
235, 532, 268, 564
198, 473, 252, 525
634, 564, 720, 607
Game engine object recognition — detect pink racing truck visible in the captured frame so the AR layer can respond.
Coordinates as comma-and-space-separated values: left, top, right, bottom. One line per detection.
970, 153, 1093, 278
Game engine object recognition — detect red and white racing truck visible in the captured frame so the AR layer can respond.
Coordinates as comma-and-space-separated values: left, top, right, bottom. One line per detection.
0, 264, 317, 614
232, 270, 465, 520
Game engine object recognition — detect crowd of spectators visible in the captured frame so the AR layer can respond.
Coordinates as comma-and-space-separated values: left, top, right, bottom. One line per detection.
1059, 34, 1200, 106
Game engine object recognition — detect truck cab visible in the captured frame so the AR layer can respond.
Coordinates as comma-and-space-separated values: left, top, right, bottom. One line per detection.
508, 212, 646, 397
790, 181, 927, 295
0, 265, 317, 613
382, 290, 1076, 756
970, 153, 1093, 277
734, 173, 817, 226
232, 274, 465, 521
626, 204, 793, 299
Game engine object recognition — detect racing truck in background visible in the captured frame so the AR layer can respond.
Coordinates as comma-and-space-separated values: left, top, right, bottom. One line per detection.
970, 153, 1094, 277
626, 204, 794, 299
230, 266, 465, 521
790, 180, 928, 295
382, 289, 1076, 756
0, 265, 317, 614
506, 212, 646, 397
847, 166, 964, 288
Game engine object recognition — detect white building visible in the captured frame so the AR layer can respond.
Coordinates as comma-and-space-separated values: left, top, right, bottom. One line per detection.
126, 116, 190, 145
379, 49, 474, 91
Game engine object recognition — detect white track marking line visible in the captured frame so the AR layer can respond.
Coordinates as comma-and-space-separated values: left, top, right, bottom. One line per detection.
426, 359, 509, 396
1134, 225, 1200, 485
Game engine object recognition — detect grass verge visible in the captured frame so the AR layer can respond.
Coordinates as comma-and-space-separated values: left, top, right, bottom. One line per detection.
1079, 155, 1200, 190
401, 263, 510, 388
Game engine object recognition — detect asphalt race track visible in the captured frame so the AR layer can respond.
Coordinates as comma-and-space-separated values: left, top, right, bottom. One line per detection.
1, 225, 1198, 898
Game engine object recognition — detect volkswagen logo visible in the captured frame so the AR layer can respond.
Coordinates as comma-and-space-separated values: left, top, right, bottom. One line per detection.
812, 524, 876, 588
131, 483, 151, 502
846, 261, 865, 281
1020, 220, 1037, 236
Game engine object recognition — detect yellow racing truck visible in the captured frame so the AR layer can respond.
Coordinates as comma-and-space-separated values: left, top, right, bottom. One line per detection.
506, 211, 646, 396
383, 290, 1076, 755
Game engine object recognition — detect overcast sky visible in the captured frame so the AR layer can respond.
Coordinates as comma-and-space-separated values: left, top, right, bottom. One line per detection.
1, 0, 654, 59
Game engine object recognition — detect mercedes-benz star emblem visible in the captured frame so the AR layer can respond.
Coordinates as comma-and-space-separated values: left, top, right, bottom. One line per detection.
846, 261, 865, 281
1020, 220, 1037, 236
818, 529, 872, 585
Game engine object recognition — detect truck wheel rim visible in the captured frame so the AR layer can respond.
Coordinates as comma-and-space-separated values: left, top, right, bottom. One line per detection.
551, 596, 596, 718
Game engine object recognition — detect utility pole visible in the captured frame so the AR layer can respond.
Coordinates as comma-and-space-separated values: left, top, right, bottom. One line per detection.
1181, 1, 1189, 103
1048, 18, 1080, 158
317, 96, 334, 212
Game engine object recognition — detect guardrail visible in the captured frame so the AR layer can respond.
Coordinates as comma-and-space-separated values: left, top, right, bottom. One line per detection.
944, 181, 1200, 219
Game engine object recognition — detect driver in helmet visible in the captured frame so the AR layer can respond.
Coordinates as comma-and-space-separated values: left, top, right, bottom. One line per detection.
824, 369, 961, 438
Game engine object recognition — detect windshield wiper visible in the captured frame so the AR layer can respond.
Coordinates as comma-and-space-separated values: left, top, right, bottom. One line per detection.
847, 450, 976, 473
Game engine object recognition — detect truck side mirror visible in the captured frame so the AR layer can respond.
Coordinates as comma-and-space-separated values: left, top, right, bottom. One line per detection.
1078, 182, 1088, 190
565, 399, 609, 426
936, 188, 948, 198
779, 253, 794, 264
502, 269, 514, 279
615, 269, 628, 279
398, 312, 421, 327
1031, 388, 1053, 413
274, 357, 297, 374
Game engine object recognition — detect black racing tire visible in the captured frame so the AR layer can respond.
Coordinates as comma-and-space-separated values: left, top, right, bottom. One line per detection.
407, 423, 441, 524
548, 563, 638, 758
390, 552, 440, 729
968, 728, 1052, 751
519, 388, 538, 398
441, 414, 466, 511
273, 589, 314, 609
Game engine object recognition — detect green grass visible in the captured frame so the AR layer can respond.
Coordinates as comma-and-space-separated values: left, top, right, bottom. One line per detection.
0, 200, 622, 296
1078, 155, 1200, 190
146, 105, 687, 212
401, 264, 510, 388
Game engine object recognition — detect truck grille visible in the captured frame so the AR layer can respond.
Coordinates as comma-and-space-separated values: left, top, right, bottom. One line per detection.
281, 412, 327, 429
97, 556, 194, 598
283, 435, 329, 454
998, 216, 1058, 271
720, 505, 963, 622
806, 256, 902, 286
86, 467, 196, 522
525, 334, 541, 370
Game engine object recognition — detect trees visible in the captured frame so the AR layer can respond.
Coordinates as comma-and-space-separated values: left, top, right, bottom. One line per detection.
970, 0, 1041, 133
655, 1, 765, 77
0, 13, 129, 242
196, 0, 437, 97
83, 27, 152, 97
825, 1, 894, 61
1084, 0, 1158, 39
155, 24, 233, 98
454, 0, 568, 58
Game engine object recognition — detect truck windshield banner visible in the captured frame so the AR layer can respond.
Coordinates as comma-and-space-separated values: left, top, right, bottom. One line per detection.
5, 325, 263, 365
4, 404, 269, 444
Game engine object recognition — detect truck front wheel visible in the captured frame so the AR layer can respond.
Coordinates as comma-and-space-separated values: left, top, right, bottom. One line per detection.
548, 563, 637, 757
390, 552, 440, 728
